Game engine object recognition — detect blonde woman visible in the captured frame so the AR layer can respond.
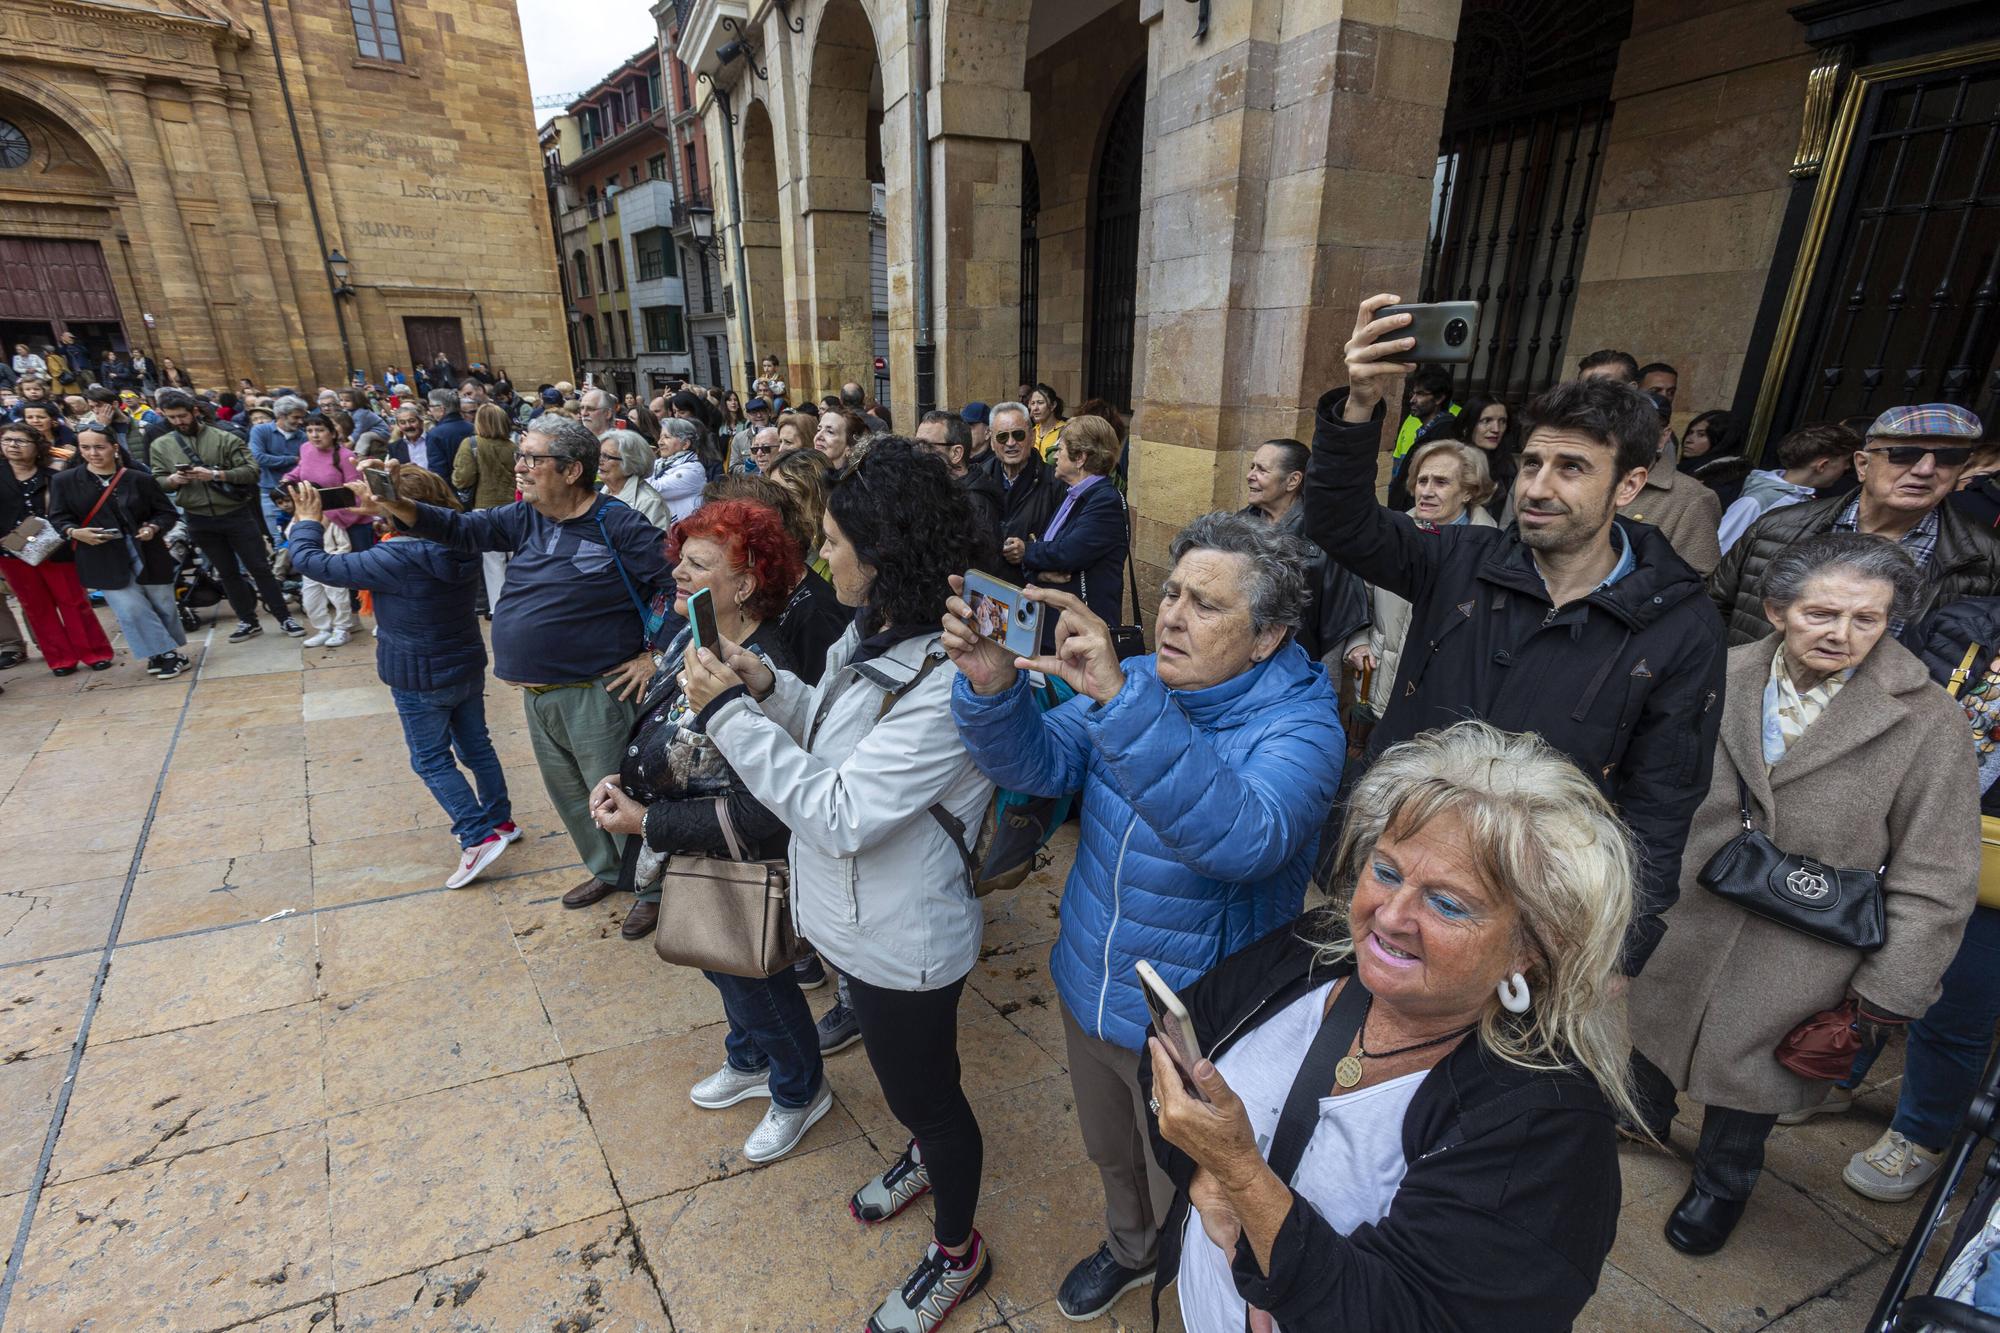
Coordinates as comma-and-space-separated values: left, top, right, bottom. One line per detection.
1145, 721, 1637, 1329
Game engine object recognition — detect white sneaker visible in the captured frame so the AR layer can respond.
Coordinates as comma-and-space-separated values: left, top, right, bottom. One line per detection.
743, 1082, 833, 1163
445, 834, 508, 889
1844, 1129, 1943, 1202
689, 1062, 771, 1109
1778, 1088, 1854, 1126
301, 631, 331, 647
326, 628, 351, 647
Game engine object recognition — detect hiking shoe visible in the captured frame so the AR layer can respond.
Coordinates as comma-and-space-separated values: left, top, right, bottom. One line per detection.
865, 1233, 991, 1333
280, 617, 307, 637
1056, 1241, 1155, 1320
1778, 1088, 1855, 1126
794, 954, 828, 989
818, 998, 862, 1055
743, 1082, 833, 1164
445, 834, 508, 889
227, 621, 262, 642
689, 1062, 771, 1110
1844, 1129, 1942, 1202
851, 1139, 930, 1223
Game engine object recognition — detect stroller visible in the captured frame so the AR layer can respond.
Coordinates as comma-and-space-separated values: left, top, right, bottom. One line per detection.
1871, 1041, 2000, 1331
167, 521, 226, 631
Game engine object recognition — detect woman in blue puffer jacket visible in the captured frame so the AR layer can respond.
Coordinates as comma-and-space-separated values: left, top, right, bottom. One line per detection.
947, 509, 1345, 1321
286, 468, 516, 891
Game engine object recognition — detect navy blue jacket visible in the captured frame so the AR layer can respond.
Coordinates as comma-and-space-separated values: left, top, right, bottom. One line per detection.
287, 520, 486, 692
1023, 477, 1128, 647
421, 412, 475, 476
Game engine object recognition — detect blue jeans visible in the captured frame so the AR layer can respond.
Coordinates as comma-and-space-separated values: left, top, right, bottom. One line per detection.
98, 581, 186, 659
704, 968, 823, 1109
390, 678, 512, 849
1892, 906, 2000, 1151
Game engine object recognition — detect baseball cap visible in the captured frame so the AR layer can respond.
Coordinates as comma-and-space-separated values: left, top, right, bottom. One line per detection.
1867, 403, 1983, 441
541, 388, 563, 404
961, 401, 990, 426
746, 396, 770, 412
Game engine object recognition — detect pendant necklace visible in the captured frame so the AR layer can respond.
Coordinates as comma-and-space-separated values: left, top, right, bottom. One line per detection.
1333, 995, 1478, 1089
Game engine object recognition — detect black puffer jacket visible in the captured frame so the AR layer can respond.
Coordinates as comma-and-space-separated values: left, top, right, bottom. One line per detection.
1141, 920, 1620, 1332
1708, 494, 2000, 647
1912, 597, 2000, 817
1305, 388, 1727, 972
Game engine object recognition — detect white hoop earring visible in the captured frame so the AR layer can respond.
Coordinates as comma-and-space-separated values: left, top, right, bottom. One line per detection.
1497, 972, 1531, 1014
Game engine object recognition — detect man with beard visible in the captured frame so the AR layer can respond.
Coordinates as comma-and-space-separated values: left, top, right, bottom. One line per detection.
1306, 293, 1726, 974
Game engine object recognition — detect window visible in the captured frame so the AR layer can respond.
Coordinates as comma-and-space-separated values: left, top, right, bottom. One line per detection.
628, 166, 639, 187
635, 230, 676, 282
595, 245, 609, 293
647, 154, 667, 182
698, 247, 714, 314
644, 307, 687, 354
624, 87, 638, 124
684, 143, 699, 195
676, 61, 691, 110
582, 318, 599, 358
351, 0, 403, 61
647, 71, 663, 115
602, 313, 617, 358
611, 247, 625, 291
571, 250, 591, 298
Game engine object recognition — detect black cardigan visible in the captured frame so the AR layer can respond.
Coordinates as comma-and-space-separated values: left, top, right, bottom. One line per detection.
47, 466, 179, 589
1140, 919, 1620, 1332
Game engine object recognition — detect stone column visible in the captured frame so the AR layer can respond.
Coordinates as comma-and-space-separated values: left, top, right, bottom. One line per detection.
927, 79, 1031, 413
101, 74, 225, 379
189, 83, 298, 387
798, 182, 875, 406
222, 69, 316, 386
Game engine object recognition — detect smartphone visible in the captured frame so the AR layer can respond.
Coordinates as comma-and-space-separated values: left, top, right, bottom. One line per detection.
961, 569, 1042, 658
1136, 961, 1209, 1101
687, 586, 719, 650
363, 468, 399, 502
1373, 300, 1482, 365
315, 486, 357, 509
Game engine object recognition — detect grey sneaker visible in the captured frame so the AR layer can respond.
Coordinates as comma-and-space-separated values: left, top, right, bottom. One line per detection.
851, 1138, 930, 1223
865, 1235, 991, 1333
689, 1062, 771, 1110
1844, 1129, 1942, 1202
818, 998, 862, 1055
743, 1082, 833, 1164
1777, 1088, 1854, 1125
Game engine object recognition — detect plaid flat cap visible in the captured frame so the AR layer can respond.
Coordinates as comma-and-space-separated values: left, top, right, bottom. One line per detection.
1868, 403, 1984, 440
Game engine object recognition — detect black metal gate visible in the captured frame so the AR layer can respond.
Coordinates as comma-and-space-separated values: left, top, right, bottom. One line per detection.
1774, 59, 2000, 431
1086, 72, 1144, 415
1020, 144, 1040, 389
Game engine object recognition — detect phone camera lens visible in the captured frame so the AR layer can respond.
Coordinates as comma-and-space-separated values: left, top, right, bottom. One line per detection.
1015, 605, 1033, 624
1444, 318, 1469, 347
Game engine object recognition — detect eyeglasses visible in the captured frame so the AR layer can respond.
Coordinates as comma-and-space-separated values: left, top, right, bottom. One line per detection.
749, 443, 776, 455
994, 429, 1029, 444
1866, 444, 1974, 468
514, 450, 561, 469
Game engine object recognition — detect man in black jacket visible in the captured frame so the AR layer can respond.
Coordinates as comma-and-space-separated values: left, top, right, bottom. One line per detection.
1710, 403, 2000, 647
1305, 294, 1726, 973
984, 399, 1061, 583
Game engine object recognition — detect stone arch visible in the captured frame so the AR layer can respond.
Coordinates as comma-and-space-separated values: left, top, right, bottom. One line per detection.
0, 78, 133, 197
796, 0, 884, 403
737, 96, 787, 386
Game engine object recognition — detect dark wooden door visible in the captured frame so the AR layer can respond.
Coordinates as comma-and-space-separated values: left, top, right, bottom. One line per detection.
0, 237, 124, 339
403, 317, 467, 377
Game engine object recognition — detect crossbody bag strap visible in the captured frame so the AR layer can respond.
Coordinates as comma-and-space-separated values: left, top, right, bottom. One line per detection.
1267, 973, 1373, 1185
1735, 774, 1756, 831
870, 651, 979, 886
589, 500, 651, 628
79, 468, 126, 528
1950, 641, 1983, 698
1124, 497, 1144, 627
713, 795, 747, 862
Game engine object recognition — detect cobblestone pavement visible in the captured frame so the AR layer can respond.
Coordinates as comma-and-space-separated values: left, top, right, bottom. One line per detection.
0, 613, 1957, 1331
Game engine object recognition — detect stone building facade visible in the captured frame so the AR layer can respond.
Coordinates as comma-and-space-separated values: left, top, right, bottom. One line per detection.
0, 0, 566, 391
677, 0, 1997, 588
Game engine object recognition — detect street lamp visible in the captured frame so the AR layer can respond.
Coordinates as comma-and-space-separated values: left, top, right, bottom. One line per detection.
686, 201, 715, 252
326, 249, 354, 298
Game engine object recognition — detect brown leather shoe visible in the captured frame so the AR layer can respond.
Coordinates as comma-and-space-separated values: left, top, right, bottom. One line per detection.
562, 877, 617, 909
621, 900, 659, 940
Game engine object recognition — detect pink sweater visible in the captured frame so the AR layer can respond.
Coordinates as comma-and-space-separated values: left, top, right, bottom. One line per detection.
283, 444, 365, 528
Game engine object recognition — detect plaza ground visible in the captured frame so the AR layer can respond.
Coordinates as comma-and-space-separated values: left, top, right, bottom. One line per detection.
0, 609, 1963, 1331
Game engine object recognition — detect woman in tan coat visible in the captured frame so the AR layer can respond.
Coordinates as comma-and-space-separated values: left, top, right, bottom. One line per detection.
1629, 532, 1980, 1257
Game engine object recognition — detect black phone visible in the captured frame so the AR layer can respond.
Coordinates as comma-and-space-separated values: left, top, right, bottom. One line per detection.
688, 586, 719, 650
1373, 301, 1482, 364
362, 468, 399, 502
316, 486, 357, 509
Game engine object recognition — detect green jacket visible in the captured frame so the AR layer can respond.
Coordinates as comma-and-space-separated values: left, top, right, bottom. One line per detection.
452, 434, 518, 510
149, 425, 260, 517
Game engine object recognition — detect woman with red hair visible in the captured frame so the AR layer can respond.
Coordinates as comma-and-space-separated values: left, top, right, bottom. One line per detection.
584, 500, 833, 1163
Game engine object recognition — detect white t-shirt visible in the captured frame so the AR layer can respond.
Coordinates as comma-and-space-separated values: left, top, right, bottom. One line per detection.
1178, 980, 1425, 1333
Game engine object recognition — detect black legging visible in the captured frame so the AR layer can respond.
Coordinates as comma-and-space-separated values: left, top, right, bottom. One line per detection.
843, 969, 983, 1248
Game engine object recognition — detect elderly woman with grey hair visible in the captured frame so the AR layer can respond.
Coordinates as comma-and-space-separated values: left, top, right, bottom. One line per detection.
598, 428, 671, 528
1629, 532, 1981, 1257
947, 509, 1346, 1322
649, 416, 709, 522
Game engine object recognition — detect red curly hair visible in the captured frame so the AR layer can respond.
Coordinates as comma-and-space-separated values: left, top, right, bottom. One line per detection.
665, 498, 804, 623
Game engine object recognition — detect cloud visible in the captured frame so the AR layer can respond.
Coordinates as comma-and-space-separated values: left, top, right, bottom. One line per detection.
515, 0, 660, 109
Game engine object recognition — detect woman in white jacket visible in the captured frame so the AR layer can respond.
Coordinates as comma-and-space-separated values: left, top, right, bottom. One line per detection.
649, 416, 709, 522
598, 429, 672, 528
1345, 439, 1497, 717
687, 439, 996, 1333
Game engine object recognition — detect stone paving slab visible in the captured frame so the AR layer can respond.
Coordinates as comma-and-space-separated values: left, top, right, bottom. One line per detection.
0, 607, 1972, 1331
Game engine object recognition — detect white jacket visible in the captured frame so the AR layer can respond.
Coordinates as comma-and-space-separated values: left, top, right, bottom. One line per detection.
706, 625, 994, 991
648, 450, 707, 522
607, 474, 672, 529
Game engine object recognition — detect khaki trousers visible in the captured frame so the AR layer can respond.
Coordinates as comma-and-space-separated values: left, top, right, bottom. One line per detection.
1062, 999, 1177, 1270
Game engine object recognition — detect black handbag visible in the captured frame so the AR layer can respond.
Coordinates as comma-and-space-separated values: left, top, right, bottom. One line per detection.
1696, 776, 1886, 951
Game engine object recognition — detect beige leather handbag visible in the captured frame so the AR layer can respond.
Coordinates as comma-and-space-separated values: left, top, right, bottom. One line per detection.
653, 798, 810, 978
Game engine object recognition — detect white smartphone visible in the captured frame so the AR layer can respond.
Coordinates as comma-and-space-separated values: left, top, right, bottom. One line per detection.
1136, 960, 1209, 1101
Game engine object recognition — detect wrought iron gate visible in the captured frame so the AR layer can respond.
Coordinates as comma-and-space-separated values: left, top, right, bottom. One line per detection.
1020, 144, 1040, 388
1085, 72, 1144, 415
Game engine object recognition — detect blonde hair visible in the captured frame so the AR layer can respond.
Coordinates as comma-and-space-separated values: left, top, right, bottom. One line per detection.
1407, 438, 1495, 509
1314, 721, 1642, 1128
1060, 414, 1121, 476
474, 403, 513, 440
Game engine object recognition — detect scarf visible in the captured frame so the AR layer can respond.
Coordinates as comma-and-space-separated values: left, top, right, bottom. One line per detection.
1761, 644, 1850, 766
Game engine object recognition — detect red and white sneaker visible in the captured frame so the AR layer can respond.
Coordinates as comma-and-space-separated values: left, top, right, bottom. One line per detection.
446, 834, 509, 889
495, 820, 524, 845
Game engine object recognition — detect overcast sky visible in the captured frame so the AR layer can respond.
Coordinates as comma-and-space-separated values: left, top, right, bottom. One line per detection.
516, 0, 660, 111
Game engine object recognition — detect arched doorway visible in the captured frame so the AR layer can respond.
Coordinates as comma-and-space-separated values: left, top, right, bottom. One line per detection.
737, 98, 786, 381
1085, 70, 1144, 414
0, 98, 133, 359
801, 0, 884, 404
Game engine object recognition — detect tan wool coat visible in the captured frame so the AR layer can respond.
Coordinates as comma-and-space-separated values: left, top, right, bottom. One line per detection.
1619, 466, 1723, 576
1629, 637, 1980, 1113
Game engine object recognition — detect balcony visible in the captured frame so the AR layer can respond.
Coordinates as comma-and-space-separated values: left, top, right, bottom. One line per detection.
560, 205, 590, 235
614, 177, 677, 234
674, 0, 747, 78
670, 188, 711, 230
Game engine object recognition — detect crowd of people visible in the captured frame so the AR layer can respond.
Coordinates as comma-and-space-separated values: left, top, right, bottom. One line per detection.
4, 302, 2000, 1332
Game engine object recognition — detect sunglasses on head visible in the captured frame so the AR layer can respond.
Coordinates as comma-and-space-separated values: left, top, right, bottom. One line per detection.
1867, 444, 1975, 468
994, 428, 1029, 444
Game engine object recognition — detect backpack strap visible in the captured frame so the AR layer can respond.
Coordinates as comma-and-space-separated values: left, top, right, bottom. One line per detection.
873, 651, 979, 886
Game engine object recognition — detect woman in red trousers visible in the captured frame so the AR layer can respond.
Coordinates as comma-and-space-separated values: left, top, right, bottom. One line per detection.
1, 421, 114, 674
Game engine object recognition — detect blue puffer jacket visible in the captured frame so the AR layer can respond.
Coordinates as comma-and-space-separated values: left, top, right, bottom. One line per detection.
287, 521, 485, 692
952, 643, 1344, 1049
